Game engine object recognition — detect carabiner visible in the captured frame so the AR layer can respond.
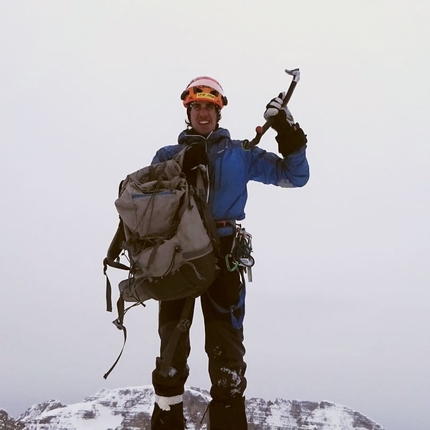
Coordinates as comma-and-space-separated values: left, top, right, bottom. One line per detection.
225, 253, 239, 272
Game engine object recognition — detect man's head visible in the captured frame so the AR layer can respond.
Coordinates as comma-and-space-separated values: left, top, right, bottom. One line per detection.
180, 76, 228, 136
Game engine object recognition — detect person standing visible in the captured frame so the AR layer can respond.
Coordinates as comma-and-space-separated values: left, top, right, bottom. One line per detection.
150, 76, 309, 429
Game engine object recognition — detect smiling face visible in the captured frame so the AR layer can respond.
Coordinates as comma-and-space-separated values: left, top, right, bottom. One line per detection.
189, 102, 218, 136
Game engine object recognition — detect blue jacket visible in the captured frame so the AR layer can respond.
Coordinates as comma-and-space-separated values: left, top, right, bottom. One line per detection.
152, 127, 309, 222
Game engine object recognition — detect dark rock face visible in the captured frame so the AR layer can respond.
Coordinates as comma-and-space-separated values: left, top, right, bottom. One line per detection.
0, 409, 25, 430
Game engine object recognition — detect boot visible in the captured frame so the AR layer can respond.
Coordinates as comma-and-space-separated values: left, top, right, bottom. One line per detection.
208, 397, 247, 430
151, 402, 185, 430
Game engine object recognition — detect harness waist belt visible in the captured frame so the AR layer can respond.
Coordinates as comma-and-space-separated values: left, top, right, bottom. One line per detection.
215, 220, 236, 237
215, 220, 236, 228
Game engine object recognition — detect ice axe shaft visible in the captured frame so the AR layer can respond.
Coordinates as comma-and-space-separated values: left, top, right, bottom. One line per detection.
242, 68, 300, 150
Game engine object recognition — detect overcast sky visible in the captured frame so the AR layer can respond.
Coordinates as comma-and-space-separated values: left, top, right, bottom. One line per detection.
1, 2, 429, 430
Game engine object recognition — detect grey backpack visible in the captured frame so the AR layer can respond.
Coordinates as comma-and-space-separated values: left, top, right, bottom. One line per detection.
103, 144, 219, 378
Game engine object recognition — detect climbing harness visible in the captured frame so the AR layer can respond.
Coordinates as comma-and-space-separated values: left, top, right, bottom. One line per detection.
206, 223, 255, 330
225, 224, 255, 282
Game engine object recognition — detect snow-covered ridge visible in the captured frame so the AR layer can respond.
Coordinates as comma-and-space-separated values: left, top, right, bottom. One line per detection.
1, 385, 384, 430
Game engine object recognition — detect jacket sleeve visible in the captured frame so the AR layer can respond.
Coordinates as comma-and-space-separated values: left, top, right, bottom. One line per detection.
247, 145, 310, 188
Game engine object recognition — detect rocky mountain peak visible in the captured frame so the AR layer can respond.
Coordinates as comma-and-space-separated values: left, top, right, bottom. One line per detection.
0, 386, 384, 430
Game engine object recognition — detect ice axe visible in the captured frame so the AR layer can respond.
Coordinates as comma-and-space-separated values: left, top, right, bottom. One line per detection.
242, 68, 301, 150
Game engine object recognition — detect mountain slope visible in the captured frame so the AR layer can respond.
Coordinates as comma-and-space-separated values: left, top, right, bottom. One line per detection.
1, 386, 384, 430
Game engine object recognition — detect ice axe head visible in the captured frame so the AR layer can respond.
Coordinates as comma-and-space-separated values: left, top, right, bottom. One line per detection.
285, 68, 300, 83
254, 68, 300, 135
242, 67, 301, 150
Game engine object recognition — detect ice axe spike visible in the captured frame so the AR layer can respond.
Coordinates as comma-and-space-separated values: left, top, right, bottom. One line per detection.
242, 68, 300, 150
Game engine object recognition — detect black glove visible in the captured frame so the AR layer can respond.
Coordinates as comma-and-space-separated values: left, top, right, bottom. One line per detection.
275, 119, 307, 157
264, 93, 308, 157
182, 143, 208, 181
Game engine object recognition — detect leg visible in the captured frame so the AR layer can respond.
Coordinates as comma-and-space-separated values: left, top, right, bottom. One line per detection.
151, 298, 195, 430
202, 237, 248, 430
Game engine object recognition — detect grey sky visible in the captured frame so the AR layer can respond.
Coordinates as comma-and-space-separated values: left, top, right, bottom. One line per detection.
1, 2, 429, 430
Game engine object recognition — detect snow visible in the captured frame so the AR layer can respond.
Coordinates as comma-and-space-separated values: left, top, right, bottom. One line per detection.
15, 385, 384, 430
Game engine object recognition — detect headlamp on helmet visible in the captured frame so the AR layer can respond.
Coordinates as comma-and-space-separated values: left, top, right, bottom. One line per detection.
180, 76, 228, 109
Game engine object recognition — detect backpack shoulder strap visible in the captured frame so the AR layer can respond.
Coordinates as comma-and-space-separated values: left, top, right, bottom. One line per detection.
194, 167, 220, 254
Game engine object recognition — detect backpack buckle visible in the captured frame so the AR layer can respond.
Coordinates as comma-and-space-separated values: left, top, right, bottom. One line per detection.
112, 318, 124, 331
177, 318, 191, 332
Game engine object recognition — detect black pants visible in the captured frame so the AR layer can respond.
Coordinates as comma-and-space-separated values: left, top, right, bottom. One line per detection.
151, 236, 248, 429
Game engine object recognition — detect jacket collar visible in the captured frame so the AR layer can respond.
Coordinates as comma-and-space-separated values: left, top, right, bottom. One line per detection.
178, 127, 231, 146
